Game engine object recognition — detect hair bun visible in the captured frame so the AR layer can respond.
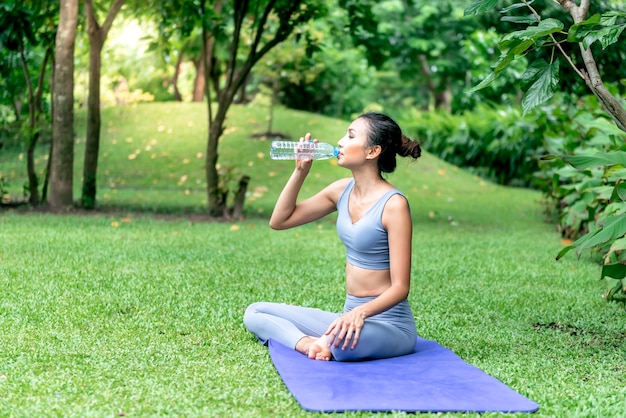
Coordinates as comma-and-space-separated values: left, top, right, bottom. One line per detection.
398, 134, 422, 159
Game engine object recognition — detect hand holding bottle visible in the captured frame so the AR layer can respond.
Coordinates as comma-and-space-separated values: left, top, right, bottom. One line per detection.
295, 133, 316, 173
270, 132, 339, 161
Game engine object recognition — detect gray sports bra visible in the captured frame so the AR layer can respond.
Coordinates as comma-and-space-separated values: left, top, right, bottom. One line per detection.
336, 180, 406, 270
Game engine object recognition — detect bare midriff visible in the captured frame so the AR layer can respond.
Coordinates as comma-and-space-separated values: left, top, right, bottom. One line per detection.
345, 262, 391, 297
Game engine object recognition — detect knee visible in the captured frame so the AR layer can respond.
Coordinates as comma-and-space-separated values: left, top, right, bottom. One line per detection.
243, 302, 259, 327
243, 301, 266, 330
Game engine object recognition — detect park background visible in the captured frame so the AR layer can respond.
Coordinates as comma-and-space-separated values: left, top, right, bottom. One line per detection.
1, 0, 626, 417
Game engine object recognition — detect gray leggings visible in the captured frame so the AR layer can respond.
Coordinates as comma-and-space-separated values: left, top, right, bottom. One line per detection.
243, 295, 417, 361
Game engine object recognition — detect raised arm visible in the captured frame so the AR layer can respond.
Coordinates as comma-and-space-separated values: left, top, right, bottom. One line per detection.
269, 134, 348, 230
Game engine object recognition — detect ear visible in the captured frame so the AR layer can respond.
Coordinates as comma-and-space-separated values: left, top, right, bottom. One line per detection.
365, 145, 382, 160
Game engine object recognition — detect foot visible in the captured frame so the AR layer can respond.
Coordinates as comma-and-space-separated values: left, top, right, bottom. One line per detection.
295, 335, 332, 361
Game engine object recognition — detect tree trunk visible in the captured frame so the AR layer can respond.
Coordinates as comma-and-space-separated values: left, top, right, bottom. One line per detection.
193, 56, 206, 102
42, 54, 56, 204
82, 33, 104, 209
49, 0, 78, 210
81, 0, 125, 209
24, 46, 53, 206
231, 174, 250, 220
202, 0, 223, 216
172, 51, 184, 101
19, 41, 39, 205
206, 101, 228, 216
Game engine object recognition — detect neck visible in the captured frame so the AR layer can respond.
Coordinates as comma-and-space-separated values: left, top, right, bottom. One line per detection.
351, 167, 385, 195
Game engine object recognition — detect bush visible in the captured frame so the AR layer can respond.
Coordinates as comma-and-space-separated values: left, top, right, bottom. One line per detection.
400, 103, 546, 187
536, 93, 626, 307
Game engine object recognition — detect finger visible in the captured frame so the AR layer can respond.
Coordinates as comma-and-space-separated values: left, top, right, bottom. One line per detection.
325, 326, 338, 346
335, 326, 349, 348
342, 327, 354, 350
351, 328, 361, 349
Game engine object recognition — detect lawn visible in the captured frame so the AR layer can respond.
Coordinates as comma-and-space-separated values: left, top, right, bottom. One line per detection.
1, 103, 625, 417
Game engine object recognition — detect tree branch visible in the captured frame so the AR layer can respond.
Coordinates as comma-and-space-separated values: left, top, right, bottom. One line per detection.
556, 0, 626, 131
101, 0, 126, 36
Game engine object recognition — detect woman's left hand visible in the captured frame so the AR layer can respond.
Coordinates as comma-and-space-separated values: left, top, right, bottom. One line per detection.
324, 309, 366, 350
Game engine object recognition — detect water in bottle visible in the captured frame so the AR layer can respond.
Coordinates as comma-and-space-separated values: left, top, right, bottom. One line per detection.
270, 141, 339, 160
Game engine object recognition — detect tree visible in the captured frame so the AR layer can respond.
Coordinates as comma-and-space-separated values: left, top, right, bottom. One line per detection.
338, 0, 480, 112
252, 26, 324, 135
466, 0, 626, 305
200, 0, 326, 216
80, 0, 125, 209
0, 1, 57, 206
277, 4, 375, 119
49, 0, 78, 210
149, 0, 209, 102
465, 0, 626, 131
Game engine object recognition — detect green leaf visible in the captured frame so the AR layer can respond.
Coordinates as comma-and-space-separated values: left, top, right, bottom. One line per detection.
502, 15, 539, 25
568, 14, 602, 42
608, 236, 626, 255
467, 52, 515, 93
575, 214, 626, 257
520, 58, 548, 90
615, 182, 626, 202
521, 59, 559, 115
563, 151, 626, 169
468, 71, 496, 93
569, 12, 626, 49
583, 24, 626, 50
601, 262, 626, 280
501, 1, 535, 13
500, 18, 564, 49
464, 0, 499, 16
556, 244, 576, 260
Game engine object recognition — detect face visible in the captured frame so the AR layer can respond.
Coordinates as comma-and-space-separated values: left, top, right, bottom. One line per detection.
336, 118, 374, 166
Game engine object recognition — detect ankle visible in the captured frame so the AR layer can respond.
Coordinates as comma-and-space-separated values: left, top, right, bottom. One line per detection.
295, 336, 314, 355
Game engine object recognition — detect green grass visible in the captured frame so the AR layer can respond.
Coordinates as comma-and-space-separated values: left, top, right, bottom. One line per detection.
1, 103, 625, 417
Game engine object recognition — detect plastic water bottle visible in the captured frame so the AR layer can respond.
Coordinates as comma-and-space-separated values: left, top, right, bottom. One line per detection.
270, 141, 339, 160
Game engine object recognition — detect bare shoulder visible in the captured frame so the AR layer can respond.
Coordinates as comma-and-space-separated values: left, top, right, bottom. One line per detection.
382, 192, 411, 226
385, 192, 410, 211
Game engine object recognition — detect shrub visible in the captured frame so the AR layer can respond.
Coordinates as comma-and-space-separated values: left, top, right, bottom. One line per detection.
400, 103, 546, 187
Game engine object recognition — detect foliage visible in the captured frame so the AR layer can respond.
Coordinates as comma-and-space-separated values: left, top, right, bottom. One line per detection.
400, 103, 546, 187
276, 7, 375, 119
534, 94, 624, 230
0, 176, 9, 204
466, 1, 626, 307
542, 146, 626, 306
338, 0, 482, 112
473, 0, 626, 98
465, 0, 626, 122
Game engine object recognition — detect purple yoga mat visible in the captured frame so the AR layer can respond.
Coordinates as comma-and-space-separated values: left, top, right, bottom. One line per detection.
268, 337, 539, 413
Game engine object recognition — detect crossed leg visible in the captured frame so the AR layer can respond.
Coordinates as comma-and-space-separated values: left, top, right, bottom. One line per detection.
244, 301, 339, 360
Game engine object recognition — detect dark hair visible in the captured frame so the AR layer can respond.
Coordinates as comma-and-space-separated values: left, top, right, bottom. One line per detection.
358, 112, 422, 173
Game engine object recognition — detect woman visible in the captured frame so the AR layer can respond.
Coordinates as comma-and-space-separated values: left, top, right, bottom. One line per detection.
244, 112, 422, 361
